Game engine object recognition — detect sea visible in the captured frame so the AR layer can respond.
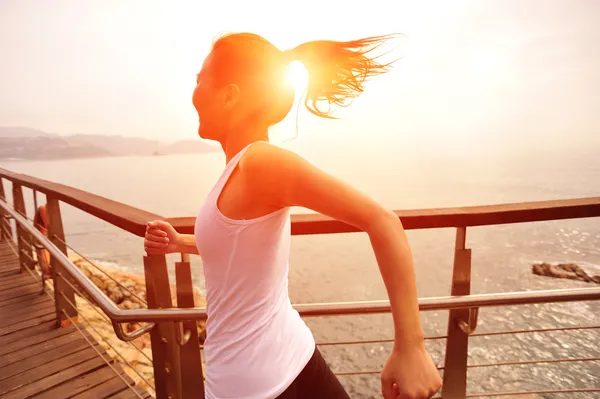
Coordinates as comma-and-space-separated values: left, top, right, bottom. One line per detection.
2, 141, 599, 398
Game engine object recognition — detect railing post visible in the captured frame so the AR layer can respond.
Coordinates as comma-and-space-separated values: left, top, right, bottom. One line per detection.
144, 254, 183, 399
175, 253, 205, 398
12, 183, 34, 272
46, 197, 78, 327
442, 227, 473, 399
33, 189, 38, 210
0, 178, 11, 240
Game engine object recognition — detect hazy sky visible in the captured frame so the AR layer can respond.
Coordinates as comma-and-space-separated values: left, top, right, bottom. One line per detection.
0, 0, 598, 152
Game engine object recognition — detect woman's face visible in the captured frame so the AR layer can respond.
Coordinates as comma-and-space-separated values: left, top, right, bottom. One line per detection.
192, 46, 292, 140
192, 52, 242, 141
192, 53, 221, 141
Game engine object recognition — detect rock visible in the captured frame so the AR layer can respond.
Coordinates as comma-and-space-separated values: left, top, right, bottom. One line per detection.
107, 286, 124, 304
122, 280, 135, 288
120, 299, 135, 309
89, 275, 106, 290
532, 262, 600, 284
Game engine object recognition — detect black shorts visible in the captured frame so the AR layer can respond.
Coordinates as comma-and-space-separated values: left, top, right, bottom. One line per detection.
276, 347, 350, 399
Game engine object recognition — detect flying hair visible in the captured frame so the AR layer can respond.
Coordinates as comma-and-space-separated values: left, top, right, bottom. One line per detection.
285, 34, 400, 118
210, 33, 400, 123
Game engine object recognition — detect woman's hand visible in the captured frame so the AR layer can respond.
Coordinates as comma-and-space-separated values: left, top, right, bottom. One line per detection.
381, 343, 442, 399
144, 220, 180, 255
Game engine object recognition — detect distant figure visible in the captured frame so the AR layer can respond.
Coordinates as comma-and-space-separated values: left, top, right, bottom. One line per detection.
144, 33, 441, 399
33, 204, 51, 276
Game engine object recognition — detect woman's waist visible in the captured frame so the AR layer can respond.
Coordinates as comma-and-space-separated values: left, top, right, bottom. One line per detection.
205, 302, 309, 350
204, 313, 314, 372
204, 329, 315, 399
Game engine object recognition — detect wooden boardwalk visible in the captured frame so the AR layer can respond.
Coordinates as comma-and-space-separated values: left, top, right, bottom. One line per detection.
0, 239, 151, 399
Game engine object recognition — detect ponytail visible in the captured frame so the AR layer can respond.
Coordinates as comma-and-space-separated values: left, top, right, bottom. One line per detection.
285, 35, 399, 118
209, 33, 398, 124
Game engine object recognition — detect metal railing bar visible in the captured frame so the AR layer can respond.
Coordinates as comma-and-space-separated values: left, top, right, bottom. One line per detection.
53, 235, 147, 305
335, 365, 444, 377
22, 211, 148, 312
56, 273, 153, 364
59, 292, 156, 392
16, 235, 55, 295
316, 334, 447, 347
470, 324, 600, 338
60, 309, 146, 399
1, 226, 13, 242
19, 248, 47, 289
466, 387, 600, 397
19, 248, 37, 267
293, 287, 600, 317
24, 267, 54, 302
317, 338, 394, 347
2, 232, 19, 259
335, 370, 381, 376
467, 356, 600, 369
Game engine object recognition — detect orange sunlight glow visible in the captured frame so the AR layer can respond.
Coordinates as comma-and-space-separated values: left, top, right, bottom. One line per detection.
286, 61, 309, 94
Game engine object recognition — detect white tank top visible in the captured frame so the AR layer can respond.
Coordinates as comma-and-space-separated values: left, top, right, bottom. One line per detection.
194, 143, 316, 399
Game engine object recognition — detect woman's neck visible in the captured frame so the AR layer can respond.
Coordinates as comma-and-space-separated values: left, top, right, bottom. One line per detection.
221, 127, 269, 163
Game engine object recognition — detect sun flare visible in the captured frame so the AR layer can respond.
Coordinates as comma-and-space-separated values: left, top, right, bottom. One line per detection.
286, 61, 309, 93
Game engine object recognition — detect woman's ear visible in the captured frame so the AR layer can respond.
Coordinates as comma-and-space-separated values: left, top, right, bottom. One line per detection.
223, 83, 241, 109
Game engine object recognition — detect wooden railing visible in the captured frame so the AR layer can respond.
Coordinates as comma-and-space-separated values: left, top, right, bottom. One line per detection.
1, 167, 599, 399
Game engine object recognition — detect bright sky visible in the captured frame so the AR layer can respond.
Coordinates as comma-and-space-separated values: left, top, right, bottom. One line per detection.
0, 0, 598, 152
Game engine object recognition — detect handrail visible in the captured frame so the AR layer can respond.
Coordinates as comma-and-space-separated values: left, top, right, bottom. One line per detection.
2, 197, 599, 324
0, 168, 162, 237
3, 167, 599, 237
168, 196, 600, 235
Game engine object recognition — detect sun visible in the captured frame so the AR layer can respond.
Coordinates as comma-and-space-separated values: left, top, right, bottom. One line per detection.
286, 61, 309, 93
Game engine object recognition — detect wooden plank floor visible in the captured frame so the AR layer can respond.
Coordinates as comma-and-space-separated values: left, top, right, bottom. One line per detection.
0, 238, 152, 399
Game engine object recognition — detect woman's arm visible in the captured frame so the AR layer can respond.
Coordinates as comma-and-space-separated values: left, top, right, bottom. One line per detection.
240, 142, 441, 398
174, 233, 200, 255
241, 143, 421, 342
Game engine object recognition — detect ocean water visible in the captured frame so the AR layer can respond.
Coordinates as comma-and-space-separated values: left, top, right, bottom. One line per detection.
2, 143, 599, 398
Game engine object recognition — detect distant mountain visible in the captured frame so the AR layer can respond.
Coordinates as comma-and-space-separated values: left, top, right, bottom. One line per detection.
70, 134, 219, 156
0, 127, 219, 160
68, 134, 162, 156
0, 136, 113, 160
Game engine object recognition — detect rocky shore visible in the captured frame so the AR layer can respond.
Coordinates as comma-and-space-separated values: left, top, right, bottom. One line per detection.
532, 262, 600, 284
68, 254, 207, 393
